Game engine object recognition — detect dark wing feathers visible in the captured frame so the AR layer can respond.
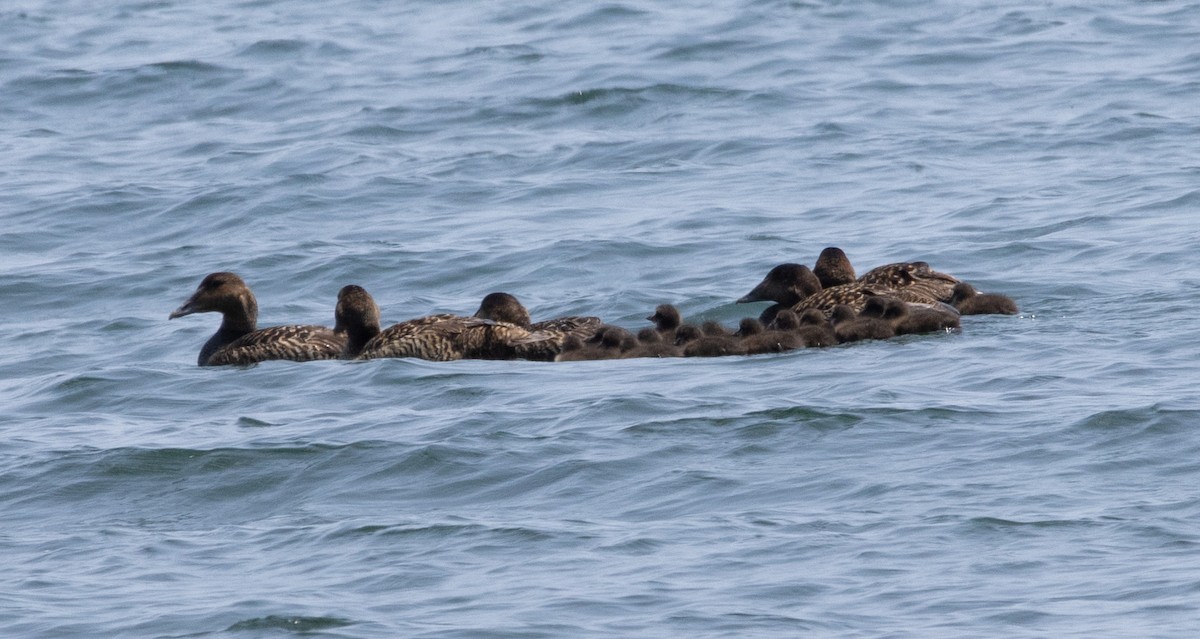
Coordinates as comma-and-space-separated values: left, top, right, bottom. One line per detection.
205, 325, 345, 366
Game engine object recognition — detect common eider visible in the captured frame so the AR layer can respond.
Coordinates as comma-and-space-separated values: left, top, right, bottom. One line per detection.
790, 282, 896, 318
736, 263, 824, 324
169, 272, 344, 366
333, 284, 381, 358
357, 293, 550, 362
858, 260, 960, 304
472, 292, 604, 361
813, 247, 857, 289
949, 282, 1019, 315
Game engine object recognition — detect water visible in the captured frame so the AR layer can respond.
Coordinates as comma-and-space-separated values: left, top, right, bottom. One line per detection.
3, 0, 1200, 636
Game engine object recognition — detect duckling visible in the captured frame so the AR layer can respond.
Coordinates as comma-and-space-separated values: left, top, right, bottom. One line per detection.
831, 299, 896, 343
949, 283, 1019, 315
621, 328, 681, 358
647, 303, 683, 338
736, 317, 799, 355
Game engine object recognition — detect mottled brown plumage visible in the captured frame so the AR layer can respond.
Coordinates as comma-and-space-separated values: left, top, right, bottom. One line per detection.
858, 261, 960, 304
169, 272, 344, 366
357, 313, 546, 362
790, 282, 896, 318
473, 292, 603, 360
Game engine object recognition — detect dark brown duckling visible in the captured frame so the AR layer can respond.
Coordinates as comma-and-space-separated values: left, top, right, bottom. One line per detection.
701, 320, 733, 337
334, 285, 382, 358
170, 272, 344, 366
790, 308, 839, 347
949, 282, 1019, 315
621, 328, 682, 359
473, 291, 603, 360
554, 335, 596, 362
831, 299, 896, 343
683, 335, 747, 357
736, 317, 799, 355
812, 247, 857, 289
647, 303, 683, 337
895, 301, 962, 335
675, 322, 745, 357
581, 324, 638, 360
736, 263, 823, 325
673, 324, 704, 347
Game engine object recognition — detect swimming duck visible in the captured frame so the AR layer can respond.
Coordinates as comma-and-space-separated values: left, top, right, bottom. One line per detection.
812, 247, 857, 288
580, 324, 638, 360
831, 299, 896, 343
169, 272, 344, 366
333, 284, 382, 358
790, 282, 896, 318
621, 328, 682, 359
857, 260, 960, 304
736, 317, 800, 355
473, 292, 604, 360
358, 297, 549, 362
736, 263, 825, 324
647, 303, 683, 338
674, 322, 745, 357
894, 301, 962, 335
949, 283, 1019, 315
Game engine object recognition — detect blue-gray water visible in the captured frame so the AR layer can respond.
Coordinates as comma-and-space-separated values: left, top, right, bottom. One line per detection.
3, 0, 1200, 636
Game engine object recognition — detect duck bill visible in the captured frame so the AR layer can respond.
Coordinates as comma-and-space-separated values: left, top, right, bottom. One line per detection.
736, 280, 773, 304
169, 296, 198, 319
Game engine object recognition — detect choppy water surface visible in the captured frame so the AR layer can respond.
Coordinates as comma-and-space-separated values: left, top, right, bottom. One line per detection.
3, 1, 1200, 637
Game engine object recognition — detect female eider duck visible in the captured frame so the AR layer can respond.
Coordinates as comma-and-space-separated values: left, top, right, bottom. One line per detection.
858, 260, 960, 304
333, 284, 382, 358
169, 272, 344, 366
357, 306, 549, 362
812, 247, 857, 289
736, 263, 823, 324
814, 247, 961, 305
472, 292, 603, 361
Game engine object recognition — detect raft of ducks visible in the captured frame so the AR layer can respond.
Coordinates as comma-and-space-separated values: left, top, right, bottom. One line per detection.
169, 247, 1019, 366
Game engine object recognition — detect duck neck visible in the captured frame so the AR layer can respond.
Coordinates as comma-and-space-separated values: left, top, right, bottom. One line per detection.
198, 293, 257, 365
342, 324, 380, 358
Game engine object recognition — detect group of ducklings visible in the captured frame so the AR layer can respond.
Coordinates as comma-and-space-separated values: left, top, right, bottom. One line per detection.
169, 247, 1017, 366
